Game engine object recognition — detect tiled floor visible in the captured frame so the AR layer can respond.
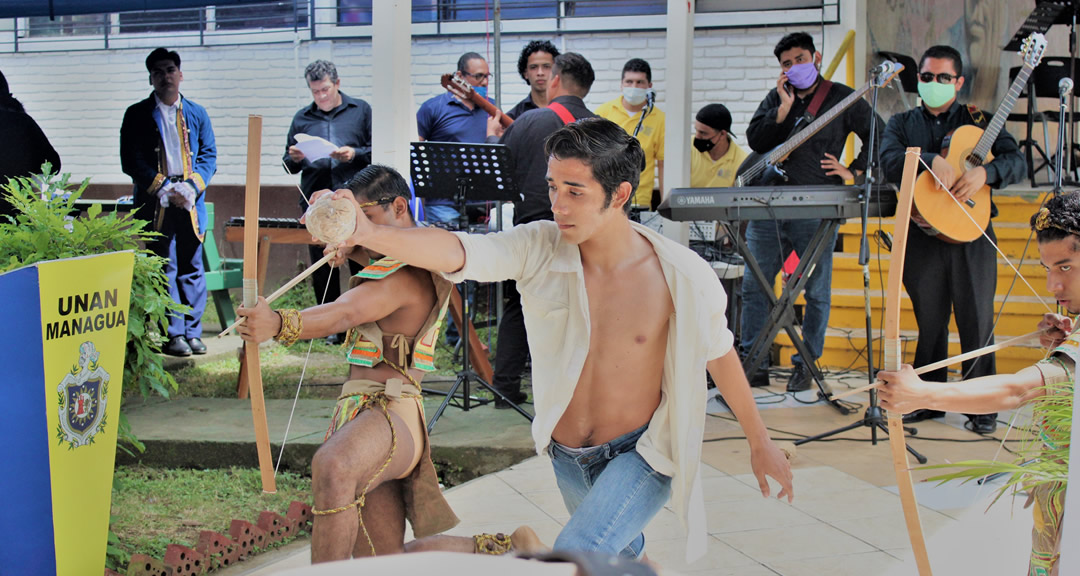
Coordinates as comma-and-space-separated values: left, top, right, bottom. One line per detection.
232, 383, 1037, 575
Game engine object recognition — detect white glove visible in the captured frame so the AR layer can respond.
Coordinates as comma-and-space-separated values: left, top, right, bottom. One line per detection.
173, 181, 197, 211
157, 182, 174, 207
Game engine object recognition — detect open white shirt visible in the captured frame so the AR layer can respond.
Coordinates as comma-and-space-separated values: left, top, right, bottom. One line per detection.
444, 221, 734, 562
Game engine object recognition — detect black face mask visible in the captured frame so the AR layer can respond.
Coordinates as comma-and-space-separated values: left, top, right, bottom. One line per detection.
693, 136, 716, 153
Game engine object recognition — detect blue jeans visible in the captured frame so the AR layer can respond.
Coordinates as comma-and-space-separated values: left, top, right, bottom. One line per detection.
423, 203, 462, 227
548, 425, 672, 559
149, 205, 206, 339
740, 218, 838, 368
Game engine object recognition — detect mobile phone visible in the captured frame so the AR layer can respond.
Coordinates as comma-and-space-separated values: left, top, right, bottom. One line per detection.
784, 82, 793, 96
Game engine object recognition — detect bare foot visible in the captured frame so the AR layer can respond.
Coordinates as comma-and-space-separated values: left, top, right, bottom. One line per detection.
640, 552, 664, 574
510, 525, 549, 555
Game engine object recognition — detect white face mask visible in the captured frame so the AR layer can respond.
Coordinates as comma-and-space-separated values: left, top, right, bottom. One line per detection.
622, 86, 648, 106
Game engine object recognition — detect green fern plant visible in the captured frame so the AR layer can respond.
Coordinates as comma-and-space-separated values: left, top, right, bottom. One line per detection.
920, 381, 1071, 507
0, 165, 183, 455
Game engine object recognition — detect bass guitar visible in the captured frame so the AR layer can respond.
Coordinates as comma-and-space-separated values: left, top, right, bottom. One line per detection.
440, 73, 514, 129
735, 60, 904, 187
912, 32, 1046, 243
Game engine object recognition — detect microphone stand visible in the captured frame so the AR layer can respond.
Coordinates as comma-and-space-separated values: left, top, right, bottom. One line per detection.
793, 62, 927, 463
1056, 80, 1073, 196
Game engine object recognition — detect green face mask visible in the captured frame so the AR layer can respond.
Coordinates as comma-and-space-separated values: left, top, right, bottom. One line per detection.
918, 81, 956, 109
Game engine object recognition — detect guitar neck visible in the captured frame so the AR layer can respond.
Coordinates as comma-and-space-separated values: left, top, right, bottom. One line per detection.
972, 63, 1033, 161
440, 73, 514, 128
770, 81, 870, 163
470, 94, 512, 127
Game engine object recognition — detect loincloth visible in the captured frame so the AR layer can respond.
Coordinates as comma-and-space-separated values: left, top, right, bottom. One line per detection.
325, 379, 459, 539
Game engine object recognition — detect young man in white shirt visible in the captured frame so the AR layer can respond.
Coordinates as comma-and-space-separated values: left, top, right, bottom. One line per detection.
321, 118, 794, 562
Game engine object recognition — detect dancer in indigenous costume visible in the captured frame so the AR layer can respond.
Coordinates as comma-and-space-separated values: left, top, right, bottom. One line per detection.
237, 165, 541, 563
879, 191, 1080, 576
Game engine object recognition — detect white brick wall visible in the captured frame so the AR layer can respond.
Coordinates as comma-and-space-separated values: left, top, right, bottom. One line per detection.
1, 23, 845, 186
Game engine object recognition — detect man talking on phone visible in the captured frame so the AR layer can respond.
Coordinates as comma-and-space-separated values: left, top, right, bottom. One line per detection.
741, 32, 882, 391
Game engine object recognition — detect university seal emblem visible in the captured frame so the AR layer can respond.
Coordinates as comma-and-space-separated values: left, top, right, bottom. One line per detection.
56, 341, 109, 449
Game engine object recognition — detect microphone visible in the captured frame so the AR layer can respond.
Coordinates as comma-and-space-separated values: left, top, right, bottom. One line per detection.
1060, 77, 1074, 98
870, 62, 890, 78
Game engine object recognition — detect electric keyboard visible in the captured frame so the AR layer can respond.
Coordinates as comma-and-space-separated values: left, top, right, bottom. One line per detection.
659, 184, 898, 222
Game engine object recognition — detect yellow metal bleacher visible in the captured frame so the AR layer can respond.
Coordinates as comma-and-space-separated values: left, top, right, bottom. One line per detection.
772, 191, 1053, 375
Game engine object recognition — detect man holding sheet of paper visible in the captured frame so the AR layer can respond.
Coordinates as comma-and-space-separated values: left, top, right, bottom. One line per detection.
284, 60, 372, 342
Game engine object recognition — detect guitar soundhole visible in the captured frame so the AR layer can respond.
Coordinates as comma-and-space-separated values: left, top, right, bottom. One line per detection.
963, 154, 984, 171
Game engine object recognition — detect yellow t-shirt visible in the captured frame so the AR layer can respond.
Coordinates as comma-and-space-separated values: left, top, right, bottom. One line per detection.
690, 135, 748, 188
595, 96, 665, 207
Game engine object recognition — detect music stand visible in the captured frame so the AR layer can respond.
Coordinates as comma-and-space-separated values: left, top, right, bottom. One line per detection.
409, 141, 533, 433
1008, 1, 1078, 182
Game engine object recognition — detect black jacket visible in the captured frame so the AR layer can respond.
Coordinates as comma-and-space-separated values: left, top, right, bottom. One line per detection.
747, 81, 881, 186
497, 95, 595, 225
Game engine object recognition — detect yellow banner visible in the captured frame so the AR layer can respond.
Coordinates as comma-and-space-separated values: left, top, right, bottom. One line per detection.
39, 251, 134, 575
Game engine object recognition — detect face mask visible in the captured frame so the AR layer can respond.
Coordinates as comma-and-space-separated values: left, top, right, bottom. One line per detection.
785, 61, 819, 90
917, 81, 956, 109
693, 137, 716, 153
473, 85, 488, 99
622, 86, 648, 106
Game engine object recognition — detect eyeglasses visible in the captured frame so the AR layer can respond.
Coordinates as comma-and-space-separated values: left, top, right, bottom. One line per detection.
463, 72, 492, 82
919, 72, 958, 84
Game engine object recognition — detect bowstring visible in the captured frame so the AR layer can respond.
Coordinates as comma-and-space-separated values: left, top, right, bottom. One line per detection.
904, 150, 1053, 314
274, 249, 337, 477
904, 150, 1054, 490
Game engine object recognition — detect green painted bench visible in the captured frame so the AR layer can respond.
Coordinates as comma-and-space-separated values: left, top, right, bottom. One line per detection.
201, 202, 243, 328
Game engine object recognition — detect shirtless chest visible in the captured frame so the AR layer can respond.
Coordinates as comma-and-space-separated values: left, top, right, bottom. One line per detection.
552, 249, 674, 447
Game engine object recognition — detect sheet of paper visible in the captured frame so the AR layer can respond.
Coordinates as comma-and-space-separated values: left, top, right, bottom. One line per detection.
293, 133, 338, 162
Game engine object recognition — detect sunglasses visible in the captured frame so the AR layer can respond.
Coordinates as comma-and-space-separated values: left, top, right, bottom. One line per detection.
462, 72, 493, 82
918, 72, 958, 84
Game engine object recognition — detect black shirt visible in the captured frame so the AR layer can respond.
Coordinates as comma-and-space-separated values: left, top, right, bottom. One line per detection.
498, 95, 595, 225
283, 92, 372, 208
880, 101, 1025, 189
747, 81, 881, 186
0, 109, 60, 219
506, 94, 539, 120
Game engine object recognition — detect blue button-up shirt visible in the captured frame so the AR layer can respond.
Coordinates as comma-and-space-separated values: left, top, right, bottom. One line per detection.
416, 92, 495, 209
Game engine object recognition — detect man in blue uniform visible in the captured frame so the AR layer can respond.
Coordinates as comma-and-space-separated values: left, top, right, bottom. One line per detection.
121, 47, 217, 357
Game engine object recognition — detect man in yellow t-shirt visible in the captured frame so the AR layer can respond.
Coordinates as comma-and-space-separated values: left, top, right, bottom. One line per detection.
595, 58, 665, 208
690, 103, 747, 188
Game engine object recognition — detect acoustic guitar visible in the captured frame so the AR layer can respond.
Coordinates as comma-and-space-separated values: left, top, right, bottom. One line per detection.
912, 32, 1046, 243
440, 73, 514, 128
735, 60, 904, 187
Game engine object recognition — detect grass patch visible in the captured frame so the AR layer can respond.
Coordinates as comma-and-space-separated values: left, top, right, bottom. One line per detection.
109, 466, 310, 567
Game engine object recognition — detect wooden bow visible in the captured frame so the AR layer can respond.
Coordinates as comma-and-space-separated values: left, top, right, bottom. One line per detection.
242, 115, 276, 493
885, 148, 931, 574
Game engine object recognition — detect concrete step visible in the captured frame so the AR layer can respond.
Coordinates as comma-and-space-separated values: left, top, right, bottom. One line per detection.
829, 254, 1051, 298
820, 289, 1050, 335
838, 220, 1044, 259
772, 327, 1045, 375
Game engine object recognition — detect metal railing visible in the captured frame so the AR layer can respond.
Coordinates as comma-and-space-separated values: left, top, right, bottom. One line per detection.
2, 0, 839, 53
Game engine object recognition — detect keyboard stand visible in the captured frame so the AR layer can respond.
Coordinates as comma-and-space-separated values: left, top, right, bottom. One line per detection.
726, 218, 855, 415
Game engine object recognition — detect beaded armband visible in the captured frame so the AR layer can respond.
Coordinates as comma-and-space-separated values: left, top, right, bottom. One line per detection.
274, 308, 303, 347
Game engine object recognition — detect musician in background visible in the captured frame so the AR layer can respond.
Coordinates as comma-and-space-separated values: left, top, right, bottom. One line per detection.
283, 60, 371, 345
690, 103, 747, 188
505, 40, 560, 120
485, 52, 596, 409
743, 32, 881, 391
120, 48, 216, 358
596, 58, 665, 209
415, 51, 494, 346
879, 45, 1025, 434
